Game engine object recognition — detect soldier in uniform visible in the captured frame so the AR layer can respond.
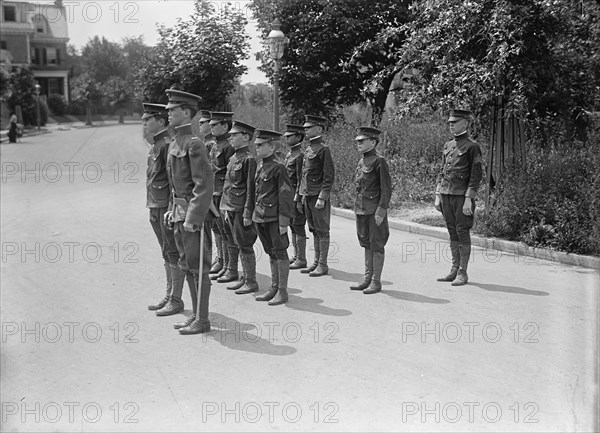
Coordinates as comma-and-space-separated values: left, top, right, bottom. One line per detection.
252, 130, 294, 305
164, 89, 215, 335
350, 127, 392, 294
198, 110, 212, 150
220, 121, 259, 294
299, 115, 335, 277
142, 104, 184, 314
434, 109, 483, 286
208, 112, 238, 284
283, 124, 308, 269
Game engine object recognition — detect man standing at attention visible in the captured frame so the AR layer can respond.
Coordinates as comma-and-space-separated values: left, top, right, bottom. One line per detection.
164, 89, 215, 335
299, 115, 335, 277
434, 109, 483, 286
142, 103, 184, 316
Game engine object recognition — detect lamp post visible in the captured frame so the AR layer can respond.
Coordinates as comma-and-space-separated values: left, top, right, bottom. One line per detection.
267, 19, 288, 131
34, 83, 41, 131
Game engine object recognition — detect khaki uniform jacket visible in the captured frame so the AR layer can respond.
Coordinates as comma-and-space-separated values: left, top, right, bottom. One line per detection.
220, 146, 256, 220
166, 124, 214, 226
435, 132, 483, 199
210, 133, 235, 196
146, 136, 171, 209
285, 145, 303, 203
354, 149, 392, 217
252, 154, 294, 226
299, 136, 335, 201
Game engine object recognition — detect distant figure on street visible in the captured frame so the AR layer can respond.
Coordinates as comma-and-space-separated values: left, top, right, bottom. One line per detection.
434, 109, 483, 286
8, 111, 18, 143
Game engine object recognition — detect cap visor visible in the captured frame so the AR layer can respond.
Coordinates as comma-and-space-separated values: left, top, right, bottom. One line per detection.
283, 131, 297, 137
302, 122, 315, 128
165, 102, 182, 109
141, 113, 154, 119
355, 134, 370, 140
448, 116, 463, 121
254, 138, 271, 144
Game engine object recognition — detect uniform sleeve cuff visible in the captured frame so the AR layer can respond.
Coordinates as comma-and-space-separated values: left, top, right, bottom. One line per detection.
375, 207, 387, 219
279, 216, 290, 227
465, 188, 477, 199
318, 192, 330, 201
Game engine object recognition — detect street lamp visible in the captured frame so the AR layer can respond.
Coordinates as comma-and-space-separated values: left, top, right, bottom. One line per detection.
267, 19, 288, 131
34, 83, 41, 131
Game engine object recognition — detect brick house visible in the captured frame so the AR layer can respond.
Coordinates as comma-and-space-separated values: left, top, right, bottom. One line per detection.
1, 0, 70, 101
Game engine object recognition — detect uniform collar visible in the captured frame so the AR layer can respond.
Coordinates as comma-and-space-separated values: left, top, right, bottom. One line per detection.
309, 135, 323, 145
174, 124, 192, 137
362, 148, 377, 158
454, 131, 469, 141
234, 146, 249, 155
216, 132, 230, 142
262, 154, 276, 164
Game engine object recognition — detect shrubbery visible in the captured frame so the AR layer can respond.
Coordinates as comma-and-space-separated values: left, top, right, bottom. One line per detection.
47, 94, 67, 116
476, 134, 600, 255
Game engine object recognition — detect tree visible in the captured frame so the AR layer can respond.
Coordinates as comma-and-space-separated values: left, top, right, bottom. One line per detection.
70, 72, 103, 125
7, 67, 37, 126
250, 0, 410, 123
135, 0, 249, 108
387, 0, 600, 139
81, 36, 128, 83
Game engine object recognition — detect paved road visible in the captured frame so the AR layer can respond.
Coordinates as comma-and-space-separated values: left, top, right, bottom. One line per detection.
1, 125, 598, 432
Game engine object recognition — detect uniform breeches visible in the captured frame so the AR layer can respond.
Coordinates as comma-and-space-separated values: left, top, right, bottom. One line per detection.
174, 220, 213, 276
149, 207, 178, 264
304, 195, 330, 237
225, 210, 257, 253
440, 194, 474, 244
356, 213, 389, 253
256, 221, 289, 261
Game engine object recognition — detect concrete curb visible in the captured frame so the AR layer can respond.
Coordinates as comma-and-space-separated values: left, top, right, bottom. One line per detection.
332, 207, 600, 270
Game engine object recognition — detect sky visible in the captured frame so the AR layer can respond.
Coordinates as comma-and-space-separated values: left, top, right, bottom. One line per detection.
51, 0, 268, 83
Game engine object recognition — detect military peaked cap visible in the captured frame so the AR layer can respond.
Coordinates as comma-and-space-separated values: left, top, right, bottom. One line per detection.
153, 128, 170, 144
448, 109, 472, 121
164, 89, 202, 109
209, 111, 234, 125
283, 124, 305, 137
198, 110, 212, 122
254, 129, 282, 144
355, 126, 382, 141
302, 114, 328, 128
230, 120, 256, 136
142, 103, 167, 120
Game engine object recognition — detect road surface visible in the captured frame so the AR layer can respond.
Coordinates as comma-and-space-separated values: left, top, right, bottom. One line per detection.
1, 124, 598, 432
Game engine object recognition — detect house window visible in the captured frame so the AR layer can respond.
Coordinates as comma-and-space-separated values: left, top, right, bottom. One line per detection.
3, 5, 17, 22
0, 41, 7, 50
48, 78, 60, 95
33, 14, 48, 33
46, 47, 57, 65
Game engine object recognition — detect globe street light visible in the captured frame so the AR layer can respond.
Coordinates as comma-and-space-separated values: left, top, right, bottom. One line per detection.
267, 19, 289, 131
34, 83, 41, 131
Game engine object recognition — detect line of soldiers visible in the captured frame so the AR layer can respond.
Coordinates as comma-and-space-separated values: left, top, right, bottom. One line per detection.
142, 87, 481, 335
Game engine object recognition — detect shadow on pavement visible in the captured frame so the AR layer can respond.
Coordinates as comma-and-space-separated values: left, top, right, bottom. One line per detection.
204, 312, 297, 356
383, 290, 451, 304
470, 282, 549, 296
285, 290, 352, 316
328, 267, 392, 286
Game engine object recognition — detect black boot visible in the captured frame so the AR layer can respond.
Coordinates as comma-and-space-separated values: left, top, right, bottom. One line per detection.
256, 258, 279, 301
227, 275, 245, 291
451, 243, 470, 286
179, 273, 211, 334
363, 251, 384, 294
235, 251, 259, 294
173, 272, 196, 328
156, 264, 185, 316
217, 244, 239, 283
290, 235, 307, 269
148, 263, 172, 310
309, 235, 329, 277
289, 234, 297, 264
437, 241, 460, 282
301, 235, 319, 274
209, 233, 223, 274
269, 259, 289, 305
350, 249, 373, 290
211, 237, 228, 280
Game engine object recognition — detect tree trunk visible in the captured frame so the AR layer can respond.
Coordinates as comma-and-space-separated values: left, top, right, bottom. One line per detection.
85, 102, 93, 126
119, 110, 125, 124
371, 74, 395, 127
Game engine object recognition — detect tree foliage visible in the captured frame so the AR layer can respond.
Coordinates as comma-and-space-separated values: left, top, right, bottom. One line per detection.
134, 0, 249, 108
387, 0, 600, 136
7, 67, 37, 125
250, 0, 410, 123
81, 36, 128, 83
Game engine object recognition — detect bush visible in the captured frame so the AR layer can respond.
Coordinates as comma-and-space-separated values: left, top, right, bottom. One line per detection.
67, 100, 86, 116
477, 136, 600, 255
47, 94, 67, 116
